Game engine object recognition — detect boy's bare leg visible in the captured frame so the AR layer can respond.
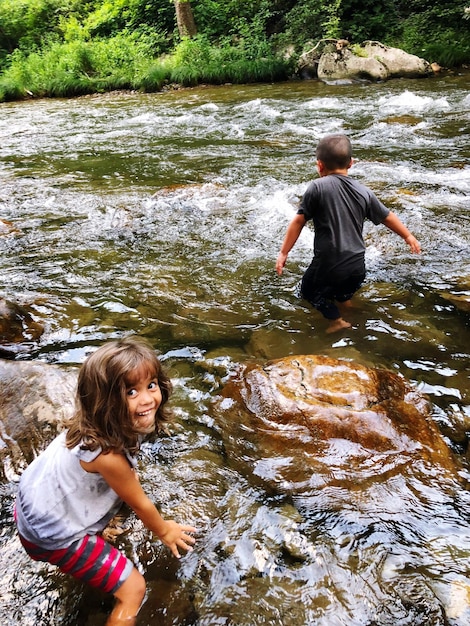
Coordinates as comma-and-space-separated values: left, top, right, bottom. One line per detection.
326, 317, 351, 333
325, 299, 356, 332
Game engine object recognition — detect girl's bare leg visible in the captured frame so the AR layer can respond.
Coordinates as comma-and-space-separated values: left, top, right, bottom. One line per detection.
106, 568, 146, 626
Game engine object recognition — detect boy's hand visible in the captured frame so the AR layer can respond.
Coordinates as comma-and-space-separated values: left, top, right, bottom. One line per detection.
158, 520, 196, 558
276, 252, 288, 275
405, 234, 421, 254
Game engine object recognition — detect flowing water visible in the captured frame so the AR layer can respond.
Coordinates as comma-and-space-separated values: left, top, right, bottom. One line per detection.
0, 72, 469, 625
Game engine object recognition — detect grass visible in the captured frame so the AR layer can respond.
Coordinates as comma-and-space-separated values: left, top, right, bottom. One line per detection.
0, 33, 292, 102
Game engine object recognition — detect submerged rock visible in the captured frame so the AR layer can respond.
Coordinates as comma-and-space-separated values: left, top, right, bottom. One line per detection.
0, 298, 44, 357
1, 354, 460, 489
214, 355, 459, 492
440, 292, 470, 313
439, 278, 470, 314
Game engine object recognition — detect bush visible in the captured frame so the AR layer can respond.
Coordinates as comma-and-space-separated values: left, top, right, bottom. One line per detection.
0, 0, 82, 57
83, 0, 175, 39
169, 34, 291, 86
0, 33, 160, 99
192, 0, 270, 40
271, 0, 335, 53
340, 0, 401, 43
398, 11, 470, 66
0, 73, 26, 101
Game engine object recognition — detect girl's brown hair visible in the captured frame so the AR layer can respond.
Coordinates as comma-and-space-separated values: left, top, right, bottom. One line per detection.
66, 336, 172, 454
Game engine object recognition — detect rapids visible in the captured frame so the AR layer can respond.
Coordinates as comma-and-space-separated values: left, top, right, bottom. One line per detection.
0, 72, 469, 625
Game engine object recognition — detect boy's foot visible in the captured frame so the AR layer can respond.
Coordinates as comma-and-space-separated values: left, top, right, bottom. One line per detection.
326, 318, 351, 334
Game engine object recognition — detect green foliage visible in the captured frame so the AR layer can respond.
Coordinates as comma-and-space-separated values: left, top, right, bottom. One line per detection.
390, 0, 470, 66
0, 0, 469, 101
82, 0, 174, 39
271, 0, 335, 52
350, 44, 368, 58
169, 34, 291, 86
339, 0, 401, 43
137, 61, 171, 92
0, 32, 164, 99
81, 0, 129, 36
0, 0, 83, 57
398, 12, 470, 66
0, 0, 175, 66
396, 0, 464, 22
322, 0, 342, 39
192, 0, 270, 40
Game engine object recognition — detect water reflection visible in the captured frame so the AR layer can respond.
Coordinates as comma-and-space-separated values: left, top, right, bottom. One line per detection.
0, 73, 469, 624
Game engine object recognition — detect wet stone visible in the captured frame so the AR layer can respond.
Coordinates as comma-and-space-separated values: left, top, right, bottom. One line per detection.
0, 298, 44, 357
0, 359, 77, 481
213, 355, 460, 493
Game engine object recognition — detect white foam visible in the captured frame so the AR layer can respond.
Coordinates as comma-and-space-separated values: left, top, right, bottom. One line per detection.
304, 97, 343, 110
378, 90, 450, 113
199, 102, 219, 112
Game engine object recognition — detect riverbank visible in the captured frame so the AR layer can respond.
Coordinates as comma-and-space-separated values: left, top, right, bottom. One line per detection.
1, 27, 469, 105
0, 34, 292, 103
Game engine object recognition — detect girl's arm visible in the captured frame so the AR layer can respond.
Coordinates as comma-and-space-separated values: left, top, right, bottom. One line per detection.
82, 452, 196, 558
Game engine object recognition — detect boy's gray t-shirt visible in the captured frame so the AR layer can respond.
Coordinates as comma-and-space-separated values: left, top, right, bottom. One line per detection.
298, 174, 389, 276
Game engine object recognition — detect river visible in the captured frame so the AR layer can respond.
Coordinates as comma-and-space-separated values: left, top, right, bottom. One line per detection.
0, 72, 469, 625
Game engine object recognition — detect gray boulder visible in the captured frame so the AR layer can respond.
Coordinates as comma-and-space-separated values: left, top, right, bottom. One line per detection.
299, 40, 433, 82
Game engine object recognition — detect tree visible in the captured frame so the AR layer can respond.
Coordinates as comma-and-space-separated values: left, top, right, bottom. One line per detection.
174, 0, 197, 38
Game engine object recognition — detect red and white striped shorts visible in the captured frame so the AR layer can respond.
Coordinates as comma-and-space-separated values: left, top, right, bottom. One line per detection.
18, 532, 134, 594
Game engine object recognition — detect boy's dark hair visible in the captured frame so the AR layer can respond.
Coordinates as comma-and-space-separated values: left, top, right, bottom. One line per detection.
316, 134, 352, 170
66, 336, 172, 454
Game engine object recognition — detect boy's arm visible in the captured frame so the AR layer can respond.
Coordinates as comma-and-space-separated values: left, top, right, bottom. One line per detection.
382, 211, 421, 254
82, 452, 196, 558
276, 213, 308, 275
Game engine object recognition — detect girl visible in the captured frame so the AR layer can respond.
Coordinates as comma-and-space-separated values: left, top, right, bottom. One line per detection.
15, 336, 196, 626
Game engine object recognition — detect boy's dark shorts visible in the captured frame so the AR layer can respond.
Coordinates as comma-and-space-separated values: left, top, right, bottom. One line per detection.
300, 263, 365, 320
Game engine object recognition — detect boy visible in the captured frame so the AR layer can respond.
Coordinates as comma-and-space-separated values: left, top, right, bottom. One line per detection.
276, 134, 421, 333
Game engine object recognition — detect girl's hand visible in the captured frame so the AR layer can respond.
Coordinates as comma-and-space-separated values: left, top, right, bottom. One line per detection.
82, 451, 196, 558
158, 520, 197, 558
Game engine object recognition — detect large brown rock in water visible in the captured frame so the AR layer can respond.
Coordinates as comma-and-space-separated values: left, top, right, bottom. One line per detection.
0, 359, 77, 482
215, 355, 458, 492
